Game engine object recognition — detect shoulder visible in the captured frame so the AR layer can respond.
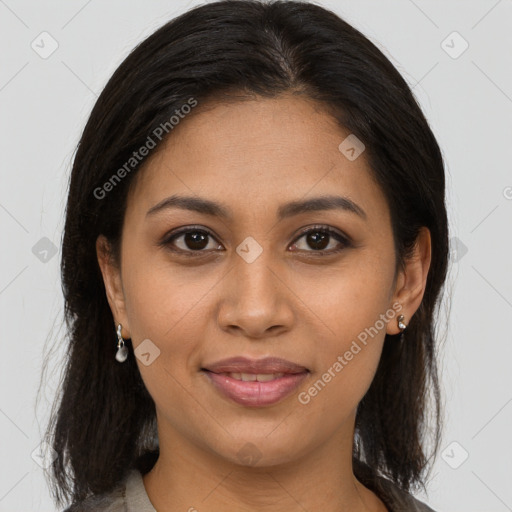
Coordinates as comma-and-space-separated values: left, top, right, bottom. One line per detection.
354, 460, 437, 512
383, 483, 435, 512
373, 474, 437, 512
61, 476, 127, 512
62, 469, 155, 512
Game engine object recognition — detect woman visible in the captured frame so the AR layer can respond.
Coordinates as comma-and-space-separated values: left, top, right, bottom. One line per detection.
45, 0, 449, 510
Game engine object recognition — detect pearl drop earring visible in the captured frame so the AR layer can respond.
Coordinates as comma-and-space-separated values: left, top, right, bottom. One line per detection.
115, 324, 129, 363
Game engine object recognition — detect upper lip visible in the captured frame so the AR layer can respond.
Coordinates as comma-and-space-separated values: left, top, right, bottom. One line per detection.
202, 356, 309, 374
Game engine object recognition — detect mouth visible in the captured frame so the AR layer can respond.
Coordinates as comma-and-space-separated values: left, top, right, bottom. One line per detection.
200, 356, 310, 407
204, 371, 290, 382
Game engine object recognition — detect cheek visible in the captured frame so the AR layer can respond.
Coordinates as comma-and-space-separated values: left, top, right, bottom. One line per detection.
304, 256, 393, 344
120, 257, 209, 408
121, 249, 215, 346
120, 252, 220, 408
300, 261, 393, 410
299, 323, 385, 432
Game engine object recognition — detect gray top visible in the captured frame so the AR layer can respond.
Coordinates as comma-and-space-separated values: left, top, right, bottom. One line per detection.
63, 468, 437, 511
63, 470, 155, 512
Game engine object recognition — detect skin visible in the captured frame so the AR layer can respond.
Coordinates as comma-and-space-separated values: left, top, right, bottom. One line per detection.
97, 93, 431, 512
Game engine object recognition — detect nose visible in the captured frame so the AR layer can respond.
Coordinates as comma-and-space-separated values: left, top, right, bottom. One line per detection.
216, 246, 294, 339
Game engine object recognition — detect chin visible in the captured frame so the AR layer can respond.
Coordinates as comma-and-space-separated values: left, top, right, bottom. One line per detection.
208, 432, 309, 469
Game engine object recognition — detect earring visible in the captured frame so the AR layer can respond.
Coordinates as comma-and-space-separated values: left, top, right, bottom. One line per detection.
115, 324, 129, 363
397, 314, 407, 332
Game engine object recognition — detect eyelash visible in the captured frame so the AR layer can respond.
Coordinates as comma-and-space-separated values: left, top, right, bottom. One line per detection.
159, 224, 352, 257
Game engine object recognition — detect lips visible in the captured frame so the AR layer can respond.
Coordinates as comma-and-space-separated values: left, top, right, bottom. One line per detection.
220, 372, 286, 382
201, 356, 309, 407
202, 356, 309, 375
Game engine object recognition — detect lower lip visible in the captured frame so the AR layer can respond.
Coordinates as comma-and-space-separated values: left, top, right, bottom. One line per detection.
202, 370, 309, 407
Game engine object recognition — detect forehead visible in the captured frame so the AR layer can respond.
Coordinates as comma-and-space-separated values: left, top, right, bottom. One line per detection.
125, 94, 389, 228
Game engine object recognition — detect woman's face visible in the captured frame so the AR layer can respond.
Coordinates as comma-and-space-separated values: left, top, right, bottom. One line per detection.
98, 94, 427, 468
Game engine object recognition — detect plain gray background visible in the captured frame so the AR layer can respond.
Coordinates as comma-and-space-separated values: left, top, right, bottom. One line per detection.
1, 0, 511, 510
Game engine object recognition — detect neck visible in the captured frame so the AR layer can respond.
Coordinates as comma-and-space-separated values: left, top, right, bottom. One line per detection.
142, 418, 386, 512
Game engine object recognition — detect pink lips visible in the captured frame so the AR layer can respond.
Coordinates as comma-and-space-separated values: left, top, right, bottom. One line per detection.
203, 356, 308, 375
201, 356, 309, 407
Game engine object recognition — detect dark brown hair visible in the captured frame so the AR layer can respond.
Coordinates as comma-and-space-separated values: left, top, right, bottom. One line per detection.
42, 0, 449, 508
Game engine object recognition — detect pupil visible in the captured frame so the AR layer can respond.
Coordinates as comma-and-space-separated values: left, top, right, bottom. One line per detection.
186, 232, 208, 250
308, 232, 328, 250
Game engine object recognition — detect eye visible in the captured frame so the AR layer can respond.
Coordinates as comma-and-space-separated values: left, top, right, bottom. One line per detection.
161, 226, 222, 255
289, 225, 351, 255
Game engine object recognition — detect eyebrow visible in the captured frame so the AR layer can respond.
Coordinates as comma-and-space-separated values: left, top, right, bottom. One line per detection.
146, 194, 367, 221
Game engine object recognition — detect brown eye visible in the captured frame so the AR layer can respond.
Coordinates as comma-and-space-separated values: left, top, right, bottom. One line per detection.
161, 227, 222, 254
290, 226, 351, 254
177, 231, 210, 251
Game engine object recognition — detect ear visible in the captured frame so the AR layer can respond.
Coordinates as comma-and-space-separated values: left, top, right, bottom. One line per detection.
386, 227, 432, 335
96, 234, 131, 338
